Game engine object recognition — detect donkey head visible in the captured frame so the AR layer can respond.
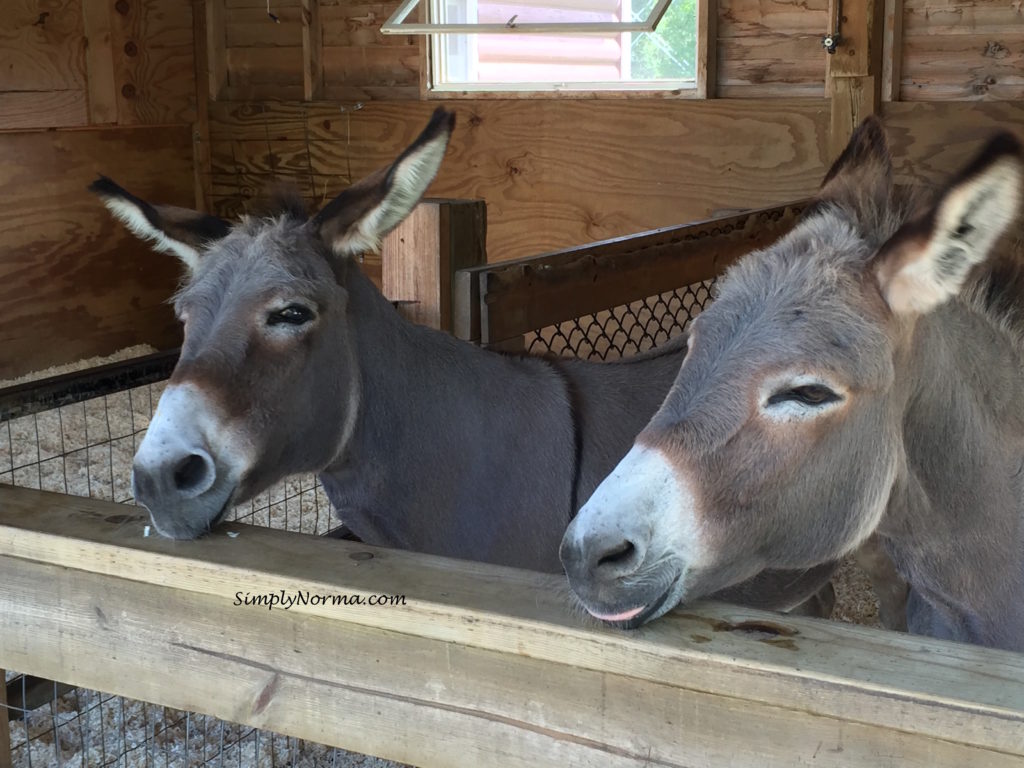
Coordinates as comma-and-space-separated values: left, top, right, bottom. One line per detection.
561, 118, 1023, 627
93, 109, 455, 539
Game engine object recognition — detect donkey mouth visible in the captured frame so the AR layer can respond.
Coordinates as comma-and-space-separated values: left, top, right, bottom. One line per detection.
585, 576, 684, 630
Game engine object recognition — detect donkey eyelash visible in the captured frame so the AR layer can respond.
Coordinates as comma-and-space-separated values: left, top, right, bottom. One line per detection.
267, 304, 316, 327
766, 384, 843, 408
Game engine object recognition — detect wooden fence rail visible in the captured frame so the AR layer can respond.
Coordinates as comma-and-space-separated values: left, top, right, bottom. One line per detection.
453, 200, 807, 346
1, 485, 1023, 767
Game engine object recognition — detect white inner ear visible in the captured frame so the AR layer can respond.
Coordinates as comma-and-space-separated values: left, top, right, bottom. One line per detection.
883, 158, 1022, 316
103, 197, 201, 272
331, 134, 449, 257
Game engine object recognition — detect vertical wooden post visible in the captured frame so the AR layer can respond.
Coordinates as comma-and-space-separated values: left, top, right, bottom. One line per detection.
206, 0, 227, 100
696, 0, 718, 99
192, 0, 214, 212
301, 0, 324, 101
826, 0, 885, 162
881, 0, 903, 102
382, 199, 487, 332
82, 0, 118, 124
0, 670, 12, 768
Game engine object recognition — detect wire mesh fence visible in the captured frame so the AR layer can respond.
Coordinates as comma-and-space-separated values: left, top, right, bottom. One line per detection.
525, 280, 716, 360
4, 673, 366, 768
0, 379, 394, 768
0, 276, 717, 767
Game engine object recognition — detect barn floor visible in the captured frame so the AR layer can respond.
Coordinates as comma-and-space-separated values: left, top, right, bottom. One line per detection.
2, 348, 881, 767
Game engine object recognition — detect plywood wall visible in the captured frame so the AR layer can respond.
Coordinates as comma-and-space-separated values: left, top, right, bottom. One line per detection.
717, 0, 829, 97
213, 0, 420, 100
0, 0, 199, 379
208, 99, 830, 262
3, 0, 1024, 378
0, 0, 196, 128
899, 0, 1024, 101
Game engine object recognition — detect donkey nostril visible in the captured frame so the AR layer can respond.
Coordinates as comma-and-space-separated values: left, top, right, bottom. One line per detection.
597, 540, 636, 569
173, 454, 211, 493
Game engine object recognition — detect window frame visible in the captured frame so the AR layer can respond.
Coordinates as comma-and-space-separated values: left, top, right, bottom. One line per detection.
410, 0, 713, 99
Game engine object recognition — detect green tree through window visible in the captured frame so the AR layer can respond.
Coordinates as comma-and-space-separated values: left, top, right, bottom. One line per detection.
630, 0, 696, 80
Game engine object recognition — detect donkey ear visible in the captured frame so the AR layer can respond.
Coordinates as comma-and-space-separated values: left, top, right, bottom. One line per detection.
817, 116, 895, 219
873, 133, 1023, 316
314, 107, 455, 257
90, 176, 231, 273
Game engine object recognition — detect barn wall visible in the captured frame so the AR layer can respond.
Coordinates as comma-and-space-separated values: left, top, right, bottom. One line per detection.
207, 99, 831, 262
900, 0, 1024, 101
0, 0, 201, 380
207, 0, 1024, 263
2, 0, 1023, 377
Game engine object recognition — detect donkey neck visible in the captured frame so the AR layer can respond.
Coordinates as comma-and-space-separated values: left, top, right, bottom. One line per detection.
319, 259, 577, 571
880, 298, 1024, 649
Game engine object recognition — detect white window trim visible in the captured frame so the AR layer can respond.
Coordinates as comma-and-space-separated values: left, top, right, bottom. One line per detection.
383, 0, 673, 35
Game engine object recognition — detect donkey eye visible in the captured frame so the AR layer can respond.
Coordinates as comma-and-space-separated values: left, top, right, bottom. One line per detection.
767, 384, 842, 407
267, 304, 314, 326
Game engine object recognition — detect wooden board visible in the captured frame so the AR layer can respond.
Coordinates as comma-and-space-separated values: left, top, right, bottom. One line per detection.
0, 127, 193, 380
716, 0, 828, 97
0, 0, 88, 131
226, 46, 305, 89
301, 0, 324, 100
460, 201, 807, 344
82, 0, 118, 124
900, 0, 1024, 100
109, 0, 196, 124
207, 0, 228, 99
881, 0, 904, 102
321, 45, 420, 92
0, 0, 86, 94
881, 101, 1024, 186
900, 32, 1024, 101
209, 99, 831, 263
826, 0, 884, 162
1, 485, 1024, 767
0, 90, 88, 130
381, 199, 487, 331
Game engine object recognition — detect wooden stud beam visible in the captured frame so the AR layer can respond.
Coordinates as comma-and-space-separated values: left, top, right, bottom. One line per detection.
301, 0, 324, 101
881, 0, 904, 102
206, 0, 227, 100
696, 0, 718, 99
827, 0, 886, 161
1, 485, 1024, 767
453, 201, 806, 346
81, 0, 118, 124
193, 0, 215, 211
382, 199, 487, 332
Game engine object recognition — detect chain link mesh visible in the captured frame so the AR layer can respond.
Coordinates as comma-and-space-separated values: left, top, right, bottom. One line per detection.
525, 280, 717, 361
0, 381, 389, 767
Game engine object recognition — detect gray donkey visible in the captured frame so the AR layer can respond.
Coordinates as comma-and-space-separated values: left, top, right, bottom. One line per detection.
561, 116, 1024, 649
92, 108, 834, 613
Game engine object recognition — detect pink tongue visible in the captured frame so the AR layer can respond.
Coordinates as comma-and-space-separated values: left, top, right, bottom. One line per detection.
587, 605, 645, 622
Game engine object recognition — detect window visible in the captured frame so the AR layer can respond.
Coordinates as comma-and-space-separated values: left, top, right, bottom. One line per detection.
385, 0, 696, 92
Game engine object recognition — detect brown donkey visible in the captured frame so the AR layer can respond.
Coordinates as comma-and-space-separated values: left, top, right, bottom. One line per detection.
92, 109, 835, 614
562, 118, 1024, 649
